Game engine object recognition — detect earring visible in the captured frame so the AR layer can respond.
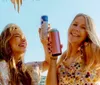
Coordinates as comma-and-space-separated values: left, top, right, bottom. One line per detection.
84, 42, 88, 46
78, 47, 81, 51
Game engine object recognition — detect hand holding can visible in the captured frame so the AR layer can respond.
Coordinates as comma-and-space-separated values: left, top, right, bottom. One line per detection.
48, 28, 62, 56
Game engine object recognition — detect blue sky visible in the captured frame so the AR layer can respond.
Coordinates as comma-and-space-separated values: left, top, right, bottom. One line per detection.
0, 0, 100, 76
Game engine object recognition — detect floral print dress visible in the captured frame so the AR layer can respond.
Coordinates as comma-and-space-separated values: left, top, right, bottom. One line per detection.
57, 56, 99, 85
0, 60, 42, 85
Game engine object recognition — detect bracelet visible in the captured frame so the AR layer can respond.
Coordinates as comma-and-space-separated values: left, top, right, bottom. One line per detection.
50, 56, 58, 60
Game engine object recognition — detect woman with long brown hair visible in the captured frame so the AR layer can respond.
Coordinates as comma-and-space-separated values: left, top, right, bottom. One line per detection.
0, 23, 50, 85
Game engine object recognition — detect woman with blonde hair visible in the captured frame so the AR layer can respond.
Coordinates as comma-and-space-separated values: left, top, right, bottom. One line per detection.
0, 23, 50, 85
46, 13, 100, 85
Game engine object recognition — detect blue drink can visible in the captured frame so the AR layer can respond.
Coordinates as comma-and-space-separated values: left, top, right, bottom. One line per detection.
40, 15, 48, 39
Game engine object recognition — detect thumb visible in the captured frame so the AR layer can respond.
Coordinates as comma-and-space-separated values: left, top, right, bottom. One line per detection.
60, 44, 63, 49
38, 28, 41, 34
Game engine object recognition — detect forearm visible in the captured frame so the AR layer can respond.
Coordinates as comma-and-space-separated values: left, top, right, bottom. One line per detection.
46, 58, 58, 85
41, 43, 51, 72
43, 44, 50, 64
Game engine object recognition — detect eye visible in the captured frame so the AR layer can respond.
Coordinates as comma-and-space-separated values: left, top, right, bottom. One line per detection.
15, 27, 17, 29
81, 27, 85, 29
73, 23, 77, 26
14, 34, 20, 37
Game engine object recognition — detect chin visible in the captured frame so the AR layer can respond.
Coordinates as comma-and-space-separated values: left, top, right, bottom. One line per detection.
69, 39, 81, 44
19, 49, 26, 54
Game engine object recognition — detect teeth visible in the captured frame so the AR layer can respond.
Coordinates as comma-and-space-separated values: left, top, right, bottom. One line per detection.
71, 32, 79, 37
72, 33, 78, 37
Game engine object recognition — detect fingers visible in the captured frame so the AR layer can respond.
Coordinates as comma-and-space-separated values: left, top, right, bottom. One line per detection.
38, 23, 52, 53
38, 28, 41, 34
60, 44, 63, 49
48, 24, 51, 28
47, 37, 52, 54
48, 24, 51, 29
48, 24, 51, 32
38, 24, 51, 33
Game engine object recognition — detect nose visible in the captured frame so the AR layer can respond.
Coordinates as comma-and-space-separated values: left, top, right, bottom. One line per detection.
22, 38, 26, 42
22, 38, 26, 43
74, 25, 80, 31
21, 36, 26, 42
21, 37, 27, 46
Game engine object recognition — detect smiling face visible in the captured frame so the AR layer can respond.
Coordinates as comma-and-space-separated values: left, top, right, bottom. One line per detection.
9, 28, 27, 55
68, 16, 88, 45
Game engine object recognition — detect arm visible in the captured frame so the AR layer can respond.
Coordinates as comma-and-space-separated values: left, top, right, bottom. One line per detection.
38, 26, 51, 72
46, 50, 67, 85
41, 39, 50, 72
46, 57, 58, 85
26, 38, 50, 72
25, 39, 50, 73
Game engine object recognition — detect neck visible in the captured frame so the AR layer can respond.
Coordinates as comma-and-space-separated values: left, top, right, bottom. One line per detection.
70, 43, 81, 56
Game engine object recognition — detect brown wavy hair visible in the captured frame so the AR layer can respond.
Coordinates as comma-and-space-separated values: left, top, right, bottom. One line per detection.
0, 23, 32, 85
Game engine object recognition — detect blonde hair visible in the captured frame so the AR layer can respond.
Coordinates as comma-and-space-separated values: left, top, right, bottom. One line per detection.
0, 23, 32, 85
59, 13, 100, 70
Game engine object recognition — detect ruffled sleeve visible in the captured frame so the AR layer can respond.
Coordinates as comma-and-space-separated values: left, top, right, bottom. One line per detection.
0, 60, 10, 85
25, 62, 43, 85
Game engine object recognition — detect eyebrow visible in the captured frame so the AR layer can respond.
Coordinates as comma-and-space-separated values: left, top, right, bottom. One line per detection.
74, 21, 86, 26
